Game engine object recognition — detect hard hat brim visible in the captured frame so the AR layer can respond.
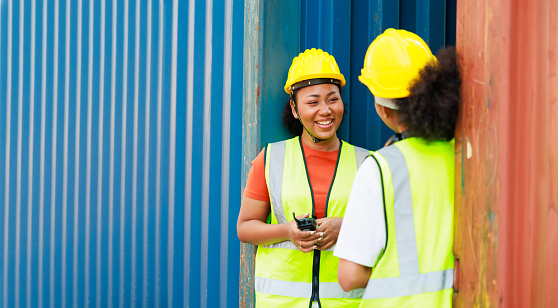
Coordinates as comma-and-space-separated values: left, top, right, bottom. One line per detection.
284, 73, 346, 94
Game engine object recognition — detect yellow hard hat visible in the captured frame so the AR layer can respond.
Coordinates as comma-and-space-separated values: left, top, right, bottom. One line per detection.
359, 28, 436, 98
284, 48, 346, 94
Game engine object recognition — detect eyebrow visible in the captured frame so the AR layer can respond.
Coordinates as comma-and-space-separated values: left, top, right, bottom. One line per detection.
305, 91, 339, 98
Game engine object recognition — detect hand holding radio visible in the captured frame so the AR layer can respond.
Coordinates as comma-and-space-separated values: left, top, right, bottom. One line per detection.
313, 217, 343, 251
292, 212, 317, 231
289, 213, 343, 251
289, 212, 322, 252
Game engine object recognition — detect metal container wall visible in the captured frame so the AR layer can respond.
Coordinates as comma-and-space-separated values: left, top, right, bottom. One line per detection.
0, 0, 244, 307
299, 0, 456, 151
247, 0, 456, 152
455, 0, 558, 306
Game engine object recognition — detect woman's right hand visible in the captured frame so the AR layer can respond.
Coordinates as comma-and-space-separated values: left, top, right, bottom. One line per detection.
288, 213, 322, 253
237, 197, 321, 250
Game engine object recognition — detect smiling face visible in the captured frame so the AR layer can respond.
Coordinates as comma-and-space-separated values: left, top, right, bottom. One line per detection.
291, 83, 344, 149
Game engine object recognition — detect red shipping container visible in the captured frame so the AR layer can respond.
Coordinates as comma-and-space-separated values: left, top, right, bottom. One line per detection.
455, 0, 558, 306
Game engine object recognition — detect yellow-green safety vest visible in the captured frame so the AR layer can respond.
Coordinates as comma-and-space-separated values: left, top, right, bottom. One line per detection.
256, 136, 371, 307
360, 137, 455, 308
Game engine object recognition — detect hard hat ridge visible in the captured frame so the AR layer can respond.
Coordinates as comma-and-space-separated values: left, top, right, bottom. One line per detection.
284, 48, 346, 94
359, 28, 436, 99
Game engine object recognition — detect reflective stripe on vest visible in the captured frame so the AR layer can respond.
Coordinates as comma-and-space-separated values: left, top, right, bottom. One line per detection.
263, 240, 336, 251
255, 276, 365, 299
267, 140, 287, 224
262, 139, 368, 252
362, 145, 453, 299
354, 146, 370, 169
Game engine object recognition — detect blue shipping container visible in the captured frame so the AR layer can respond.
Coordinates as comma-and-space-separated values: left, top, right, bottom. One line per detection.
0, 0, 244, 307
0, 0, 454, 307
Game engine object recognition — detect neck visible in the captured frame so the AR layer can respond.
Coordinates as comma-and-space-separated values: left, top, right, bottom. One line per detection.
386, 114, 407, 134
395, 123, 408, 134
300, 132, 340, 151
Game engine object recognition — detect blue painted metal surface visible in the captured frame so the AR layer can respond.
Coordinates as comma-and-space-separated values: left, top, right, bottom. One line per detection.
300, 0, 351, 141
348, 0, 401, 150
260, 0, 301, 145
0, 0, 243, 307
301, 0, 456, 151
245, 0, 456, 153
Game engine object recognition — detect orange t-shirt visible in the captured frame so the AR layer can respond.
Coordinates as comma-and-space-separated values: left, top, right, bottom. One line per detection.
243, 141, 339, 219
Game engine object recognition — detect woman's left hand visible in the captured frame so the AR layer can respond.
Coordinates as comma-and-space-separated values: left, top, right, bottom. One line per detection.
314, 217, 343, 250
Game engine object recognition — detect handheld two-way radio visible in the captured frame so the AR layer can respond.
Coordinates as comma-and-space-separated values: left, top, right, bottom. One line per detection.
292, 212, 317, 231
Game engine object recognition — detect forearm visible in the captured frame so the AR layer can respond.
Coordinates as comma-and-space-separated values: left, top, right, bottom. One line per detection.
338, 259, 372, 291
237, 219, 289, 246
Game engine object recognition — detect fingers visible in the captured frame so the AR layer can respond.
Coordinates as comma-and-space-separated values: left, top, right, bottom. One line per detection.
297, 240, 316, 252
316, 231, 338, 250
316, 217, 342, 239
299, 234, 336, 251
316, 218, 329, 232
316, 240, 335, 250
316, 232, 325, 243
289, 223, 320, 253
316, 220, 331, 231
299, 233, 324, 249
289, 220, 317, 239
293, 217, 342, 252
299, 231, 323, 246
299, 246, 315, 253
294, 230, 318, 240
315, 231, 339, 250
290, 214, 332, 252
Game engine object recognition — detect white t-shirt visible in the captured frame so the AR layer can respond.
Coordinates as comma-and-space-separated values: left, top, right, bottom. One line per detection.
333, 156, 386, 267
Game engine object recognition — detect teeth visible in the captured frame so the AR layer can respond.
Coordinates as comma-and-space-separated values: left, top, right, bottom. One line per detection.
317, 120, 332, 125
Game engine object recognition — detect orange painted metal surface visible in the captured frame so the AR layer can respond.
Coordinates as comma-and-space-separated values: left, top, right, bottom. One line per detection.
501, 0, 558, 306
454, 0, 505, 304
455, 0, 558, 306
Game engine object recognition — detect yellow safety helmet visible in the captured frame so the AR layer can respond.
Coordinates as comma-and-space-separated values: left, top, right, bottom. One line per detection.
284, 48, 346, 95
359, 28, 436, 99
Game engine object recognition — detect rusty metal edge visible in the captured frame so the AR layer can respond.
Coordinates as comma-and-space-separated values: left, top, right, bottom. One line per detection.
240, 0, 262, 307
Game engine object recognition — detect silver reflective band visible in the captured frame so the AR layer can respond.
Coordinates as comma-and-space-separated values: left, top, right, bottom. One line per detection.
354, 146, 370, 169
263, 241, 336, 252
379, 145, 419, 276
255, 276, 364, 299
362, 145, 453, 299
268, 141, 287, 224
363, 268, 453, 299
263, 240, 296, 250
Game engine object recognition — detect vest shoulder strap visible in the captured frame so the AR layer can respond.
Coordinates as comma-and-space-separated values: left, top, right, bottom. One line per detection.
363, 144, 453, 299
266, 140, 288, 225
353, 144, 372, 169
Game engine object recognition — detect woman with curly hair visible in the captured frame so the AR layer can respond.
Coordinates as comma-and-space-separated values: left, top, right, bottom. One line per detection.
334, 29, 461, 308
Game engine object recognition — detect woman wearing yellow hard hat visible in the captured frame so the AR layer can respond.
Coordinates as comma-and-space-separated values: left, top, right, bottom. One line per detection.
237, 48, 371, 307
334, 28, 460, 307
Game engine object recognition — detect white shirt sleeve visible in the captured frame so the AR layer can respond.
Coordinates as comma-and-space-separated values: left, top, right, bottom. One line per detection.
334, 156, 386, 267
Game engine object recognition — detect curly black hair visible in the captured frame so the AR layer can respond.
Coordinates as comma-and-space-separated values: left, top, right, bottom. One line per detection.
281, 85, 345, 137
395, 46, 461, 142
282, 99, 303, 136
